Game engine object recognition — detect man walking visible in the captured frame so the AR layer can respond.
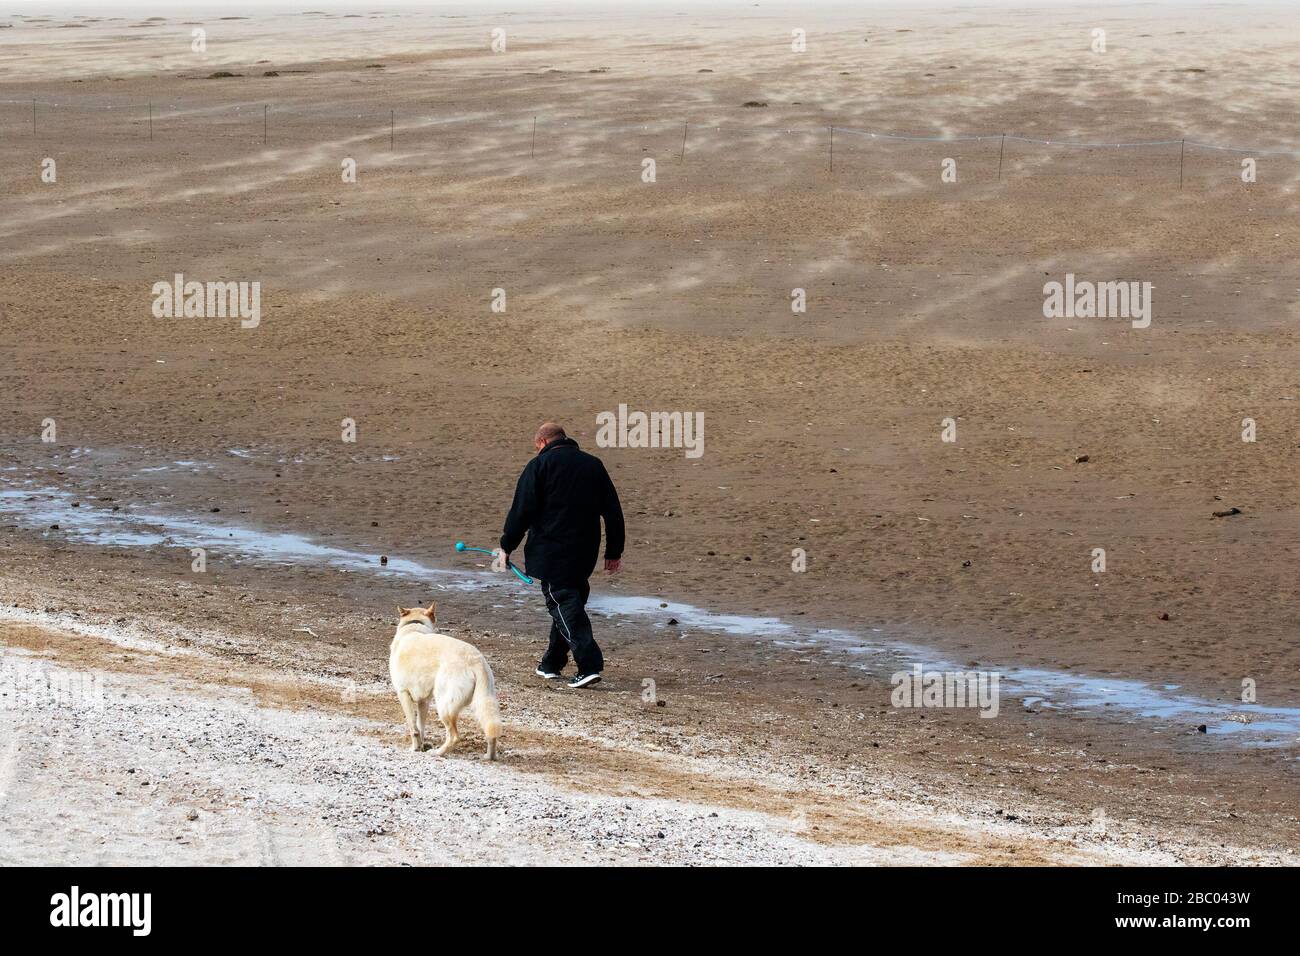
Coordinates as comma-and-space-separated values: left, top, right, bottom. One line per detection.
501, 422, 625, 688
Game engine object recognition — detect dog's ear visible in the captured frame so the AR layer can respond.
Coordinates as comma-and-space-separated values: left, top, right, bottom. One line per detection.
425, 601, 437, 621
397, 606, 408, 618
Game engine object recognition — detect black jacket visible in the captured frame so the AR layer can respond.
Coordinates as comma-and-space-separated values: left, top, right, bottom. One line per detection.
500, 437, 625, 584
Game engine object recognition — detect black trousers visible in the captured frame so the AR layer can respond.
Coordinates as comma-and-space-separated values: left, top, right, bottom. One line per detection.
538, 579, 604, 675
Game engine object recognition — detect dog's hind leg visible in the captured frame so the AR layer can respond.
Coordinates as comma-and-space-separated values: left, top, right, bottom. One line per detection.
470, 659, 501, 762
398, 690, 421, 752
435, 710, 460, 756
433, 677, 471, 756
415, 697, 432, 752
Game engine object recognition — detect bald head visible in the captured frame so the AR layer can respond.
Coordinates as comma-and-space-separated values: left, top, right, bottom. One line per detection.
534, 422, 566, 452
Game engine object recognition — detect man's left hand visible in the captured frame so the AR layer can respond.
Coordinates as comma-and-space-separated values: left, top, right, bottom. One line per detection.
604, 558, 622, 573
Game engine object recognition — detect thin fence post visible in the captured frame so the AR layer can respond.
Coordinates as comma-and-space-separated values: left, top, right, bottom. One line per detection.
828, 125, 834, 173
263, 104, 268, 145
390, 109, 394, 150
680, 121, 688, 163
1179, 138, 1185, 189
32, 97, 36, 136
530, 116, 537, 159
997, 132, 1006, 181
148, 101, 153, 141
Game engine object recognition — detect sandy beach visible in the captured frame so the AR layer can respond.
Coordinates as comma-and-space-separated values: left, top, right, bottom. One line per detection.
1, 2, 1297, 864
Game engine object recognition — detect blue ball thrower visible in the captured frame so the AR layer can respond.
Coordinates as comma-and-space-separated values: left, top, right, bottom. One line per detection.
455, 541, 535, 585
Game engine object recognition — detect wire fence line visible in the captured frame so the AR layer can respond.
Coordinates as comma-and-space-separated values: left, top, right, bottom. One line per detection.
4, 95, 1299, 157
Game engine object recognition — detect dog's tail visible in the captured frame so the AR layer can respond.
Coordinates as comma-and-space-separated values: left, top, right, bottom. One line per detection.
471, 655, 501, 756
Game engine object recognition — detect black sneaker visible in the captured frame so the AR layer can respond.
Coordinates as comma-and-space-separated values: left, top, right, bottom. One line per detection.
535, 667, 562, 680
567, 673, 602, 689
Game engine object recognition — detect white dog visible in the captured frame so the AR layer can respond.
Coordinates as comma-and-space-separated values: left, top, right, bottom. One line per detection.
388, 603, 501, 759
